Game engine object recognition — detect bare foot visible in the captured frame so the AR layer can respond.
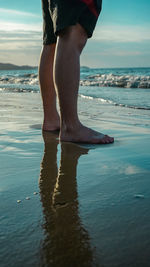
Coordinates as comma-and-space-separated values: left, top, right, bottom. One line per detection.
42, 113, 60, 131
60, 124, 114, 144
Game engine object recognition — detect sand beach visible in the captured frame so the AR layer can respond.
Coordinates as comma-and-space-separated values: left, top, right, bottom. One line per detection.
0, 89, 150, 266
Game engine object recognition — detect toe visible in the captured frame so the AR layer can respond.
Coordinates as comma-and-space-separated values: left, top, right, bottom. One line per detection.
104, 135, 114, 144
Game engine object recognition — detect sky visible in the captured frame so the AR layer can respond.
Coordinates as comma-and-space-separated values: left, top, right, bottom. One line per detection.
0, 0, 150, 68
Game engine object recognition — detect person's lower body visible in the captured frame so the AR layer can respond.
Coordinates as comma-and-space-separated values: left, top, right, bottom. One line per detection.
39, 0, 114, 144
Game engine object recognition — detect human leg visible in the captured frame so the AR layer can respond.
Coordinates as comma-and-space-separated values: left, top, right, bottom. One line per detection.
39, 44, 60, 131
39, 0, 60, 131
54, 24, 114, 144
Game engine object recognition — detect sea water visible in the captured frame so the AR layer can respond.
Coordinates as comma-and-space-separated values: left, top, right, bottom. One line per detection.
0, 67, 150, 110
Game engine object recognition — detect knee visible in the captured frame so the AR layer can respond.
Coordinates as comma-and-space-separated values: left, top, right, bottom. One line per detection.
58, 24, 87, 53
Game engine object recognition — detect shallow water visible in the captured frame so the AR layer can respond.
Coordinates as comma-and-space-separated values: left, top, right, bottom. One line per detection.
0, 91, 150, 266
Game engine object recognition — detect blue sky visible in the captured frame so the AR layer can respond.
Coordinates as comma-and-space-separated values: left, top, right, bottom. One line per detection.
0, 0, 150, 67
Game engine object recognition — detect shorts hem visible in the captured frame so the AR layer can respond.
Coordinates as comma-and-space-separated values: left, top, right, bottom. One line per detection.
54, 4, 98, 39
43, 39, 57, 45
55, 18, 97, 39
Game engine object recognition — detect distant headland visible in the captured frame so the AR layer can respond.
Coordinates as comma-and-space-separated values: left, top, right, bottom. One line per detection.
0, 63, 37, 70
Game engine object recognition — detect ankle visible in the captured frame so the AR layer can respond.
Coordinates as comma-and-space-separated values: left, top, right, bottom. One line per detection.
44, 108, 59, 119
61, 120, 82, 133
43, 114, 60, 131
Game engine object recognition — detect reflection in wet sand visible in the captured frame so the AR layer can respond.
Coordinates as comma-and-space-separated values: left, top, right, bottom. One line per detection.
39, 132, 94, 267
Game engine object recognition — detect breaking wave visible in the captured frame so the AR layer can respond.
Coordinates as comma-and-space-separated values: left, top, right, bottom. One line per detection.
80, 73, 150, 89
0, 73, 38, 86
0, 72, 150, 89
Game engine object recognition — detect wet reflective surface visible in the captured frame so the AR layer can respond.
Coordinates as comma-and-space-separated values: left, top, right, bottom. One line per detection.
39, 132, 94, 266
1, 112, 150, 267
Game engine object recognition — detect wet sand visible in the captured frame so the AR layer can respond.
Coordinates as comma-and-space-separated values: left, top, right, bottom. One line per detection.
0, 92, 150, 267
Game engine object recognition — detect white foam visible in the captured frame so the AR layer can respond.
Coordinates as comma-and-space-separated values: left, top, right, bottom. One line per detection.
0, 72, 150, 90
0, 74, 39, 86
80, 73, 150, 89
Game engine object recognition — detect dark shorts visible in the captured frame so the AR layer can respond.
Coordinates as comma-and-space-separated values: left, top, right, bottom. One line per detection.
42, 0, 102, 44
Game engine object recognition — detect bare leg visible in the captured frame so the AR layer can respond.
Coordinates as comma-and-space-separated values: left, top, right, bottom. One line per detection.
54, 24, 114, 144
39, 44, 60, 131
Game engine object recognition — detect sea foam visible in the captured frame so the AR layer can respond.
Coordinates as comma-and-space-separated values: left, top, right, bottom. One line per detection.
80, 73, 150, 89
0, 72, 150, 89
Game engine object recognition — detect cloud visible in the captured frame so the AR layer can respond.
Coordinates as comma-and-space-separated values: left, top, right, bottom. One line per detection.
0, 19, 42, 65
93, 24, 150, 43
89, 50, 143, 57
0, 20, 42, 51
0, 20, 42, 32
0, 8, 40, 18
0, 29, 42, 51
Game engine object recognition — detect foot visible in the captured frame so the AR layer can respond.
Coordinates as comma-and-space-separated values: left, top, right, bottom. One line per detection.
60, 124, 114, 144
42, 113, 60, 132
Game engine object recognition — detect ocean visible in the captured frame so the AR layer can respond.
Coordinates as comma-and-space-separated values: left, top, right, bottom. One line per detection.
0, 67, 150, 111
1, 66, 150, 267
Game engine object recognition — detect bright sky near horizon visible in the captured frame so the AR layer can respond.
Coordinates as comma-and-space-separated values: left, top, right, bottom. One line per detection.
0, 0, 150, 67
